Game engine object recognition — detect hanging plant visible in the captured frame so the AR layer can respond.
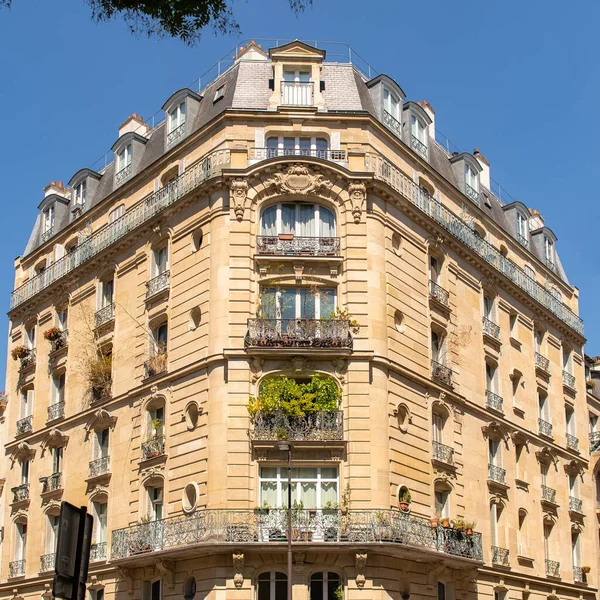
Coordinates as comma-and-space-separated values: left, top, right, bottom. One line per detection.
11, 346, 30, 361
44, 327, 62, 341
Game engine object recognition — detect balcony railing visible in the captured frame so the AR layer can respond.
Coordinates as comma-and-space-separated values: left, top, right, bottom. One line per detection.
256, 236, 341, 257
429, 280, 449, 307
486, 390, 504, 413
115, 163, 132, 185
141, 435, 166, 460
9, 560, 25, 578
90, 542, 107, 562
488, 464, 506, 485
143, 353, 168, 379
245, 319, 352, 350
465, 183, 479, 204
41, 226, 55, 244
491, 545, 510, 567
535, 352, 550, 372
11, 483, 29, 503
146, 271, 170, 298
47, 401, 65, 422
250, 411, 343, 443
281, 81, 313, 106
573, 566, 583, 583
482, 317, 500, 340
11, 148, 231, 310
545, 258, 555, 271
40, 472, 62, 494
50, 329, 68, 352
431, 360, 452, 387
411, 135, 427, 159
250, 148, 347, 162
569, 496, 582, 513
566, 433, 579, 452
546, 559, 560, 577
539, 418, 553, 438
590, 431, 600, 452
363, 153, 584, 336
95, 303, 115, 328
516, 233, 528, 248
383, 110, 402, 136
40, 553, 55, 572
89, 456, 110, 478
542, 485, 557, 504
167, 123, 185, 146
432, 441, 454, 465
19, 348, 36, 370
563, 370, 576, 389
111, 508, 483, 561
16, 415, 33, 435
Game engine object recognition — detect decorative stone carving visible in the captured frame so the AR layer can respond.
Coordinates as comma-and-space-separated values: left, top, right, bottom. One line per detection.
40, 428, 69, 456
290, 356, 307, 373
293, 552, 306, 573
265, 165, 332, 196
141, 465, 165, 482
348, 181, 366, 224
250, 357, 264, 383
232, 553, 244, 589
355, 552, 367, 589
41, 584, 53, 600
84, 409, 117, 439
11, 590, 24, 600
116, 567, 134, 597
332, 358, 348, 383
155, 560, 175, 589
230, 178, 248, 221
10, 442, 34, 465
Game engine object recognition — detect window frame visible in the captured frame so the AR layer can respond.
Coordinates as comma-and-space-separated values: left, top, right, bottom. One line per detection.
116, 144, 132, 173
167, 101, 186, 133
383, 87, 400, 120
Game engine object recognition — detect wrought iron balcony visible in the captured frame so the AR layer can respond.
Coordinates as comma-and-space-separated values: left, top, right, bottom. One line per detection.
90, 541, 107, 561
432, 441, 454, 465
545, 258, 555, 271
539, 418, 553, 438
11, 483, 29, 503
563, 370, 576, 389
111, 508, 483, 561
465, 183, 479, 204
9, 560, 25, 578
245, 319, 352, 350
19, 348, 36, 371
546, 559, 560, 577
482, 317, 500, 340
429, 280, 449, 307
431, 360, 453, 387
411, 135, 427, 159
569, 496, 582, 513
47, 401, 65, 422
167, 123, 185, 146
40, 472, 62, 494
115, 163, 132, 185
144, 353, 168, 379
89, 456, 110, 478
486, 390, 504, 413
541, 485, 557, 504
40, 553, 55, 572
363, 153, 584, 336
11, 148, 231, 310
41, 226, 55, 244
50, 329, 68, 352
590, 431, 600, 452
250, 148, 347, 162
573, 566, 583, 583
566, 433, 579, 452
95, 303, 115, 328
250, 411, 343, 443
146, 271, 170, 298
256, 236, 341, 257
141, 435, 166, 460
535, 352, 550, 372
16, 415, 33, 435
488, 464, 506, 485
491, 545, 510, 567
382, 110, 402, 136
516, 233, 528, 248
281, 81, 313, 105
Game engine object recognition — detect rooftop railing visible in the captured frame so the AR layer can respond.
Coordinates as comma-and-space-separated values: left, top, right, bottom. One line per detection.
250, 410, 343, 443
115, 163, 132, 186
167, 123, 186, 147
465, 183, 479, 204
11, 148, 230, 310
41, 227, 55, 244
256, 236, 340, 257
383, 110, 402, 136
411, 135, 427, 159
516, 233, 528, 248
364, 152, 584, 336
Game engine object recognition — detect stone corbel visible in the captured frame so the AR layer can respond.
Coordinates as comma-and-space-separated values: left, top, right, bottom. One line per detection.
10, 442, 34, 466
229, 178, 248, 222
293, 552, 306, 574
41, 584, 53, 600
293, 262, 304, 283
332, 358, 348, 383
117, 567, 134, 597
84, 409, 117, 440
355, 552, 367, 589
348, 181, 366, 224
328, 262, 339, 277
233, 553, 244, 589
155, 560, 175, 590
290, 356, 307, 374
250, 357, 264, 384
87, 575, 104, 591
11, 590, 24, 600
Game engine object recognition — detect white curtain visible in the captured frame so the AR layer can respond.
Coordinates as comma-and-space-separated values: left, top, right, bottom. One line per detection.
281, 204, 295, 233
319, 289, 335, 318
261, 206, 277, 235
298, 204, 315, 237
319, 207, 335, 236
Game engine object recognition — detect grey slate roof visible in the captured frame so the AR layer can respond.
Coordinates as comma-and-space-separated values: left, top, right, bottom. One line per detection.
321, 64, 364, 111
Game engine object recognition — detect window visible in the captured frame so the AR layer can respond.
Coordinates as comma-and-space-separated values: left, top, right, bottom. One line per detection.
488, 439, 501, 468
14, 522, 27, 561
516, 211, 528, 239
483, 295, 494, 321
20, 389, 34, 419
58, 308, 68, 331
590, 413, 598, 434
543, 522, 552, 562
52, 446, 63, 474
94, 428, 110, 460
108, 205, 125, 224
411, 115, 426, 143
258, 572, 287, 600
152, 246, 169, 277
544, 236, 554, 265
148, 405, 165, 437
213, 86, 225, 102
429, 256, 440, 284
515, 443, 525, 480
153, 323, 168, 355
563, 348, 573, 375
117, 144, 132, 173
147, 485, 163, 521
46, 514, 60, 554
490, 503, 499, 548
465, 164, 479, 193
168, 102, 186, 133
437, 582, 446, 600
310, 572, 341, 600
52, 372, 65, 406
432, 411, 444, 445
282, 70, 311, 105
509, 313, 518, 339
21, 459, 30, 485
260, 202, 335, 237
265, 136, 329, 159
566, 406, 575, 437
434, 485, 450, 518
26, 324, 36, 349
142, 580, 161, 600
259, 467, 338, 508
74, 181, 87, 207
538, 392, 550, 423
486, 361, 498, 394
535, 330, 544, 353
383, 88, 400, 120
517, 509, 527, 555
100, 279, 114, 308
572, 530, 581, 570
92, 501, 107, 544
43, 204, 55, 234
569, 473, 579, 500
259, 286, 336, 320
431, 331, 441, 363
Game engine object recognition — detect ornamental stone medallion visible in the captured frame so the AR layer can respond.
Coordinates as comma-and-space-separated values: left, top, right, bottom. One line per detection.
265, 164, 332, 196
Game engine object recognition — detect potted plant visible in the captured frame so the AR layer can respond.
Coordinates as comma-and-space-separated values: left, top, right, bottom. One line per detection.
11, 346, 30, 361
464, 520, 476, 536
452, 518, 465, 532
398, 488, 412, 513
44, 327, 62, 342
341, 483, 351, 516
441, 517, 451, 528
308, 507, 317, 518
430, 513, 440, 528
334, 587, 343, 600
150, 418, 164, 437
582, 566, 591, 574
255, 501, 270, 516
586, 380, 596, 390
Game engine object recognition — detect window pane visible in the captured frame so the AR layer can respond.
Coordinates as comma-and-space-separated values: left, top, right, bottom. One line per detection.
283, 138, 295, 155
298, 203, 315, 237
280, 288, 297, 320
260, 482, 277, 507
321, 481, 338, 507
294, 467, 317, 479
328, 574, 341, 599
260, 289, 277, 319
281, 204, 295, 233
320, 289, 335, 319
310, 578, 323, 600
301, 482, 317, 507
319, 206, 335, 237
299, 288, 316, 319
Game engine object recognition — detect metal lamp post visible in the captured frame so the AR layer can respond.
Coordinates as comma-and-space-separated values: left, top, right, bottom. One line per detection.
278, 442, 292, 599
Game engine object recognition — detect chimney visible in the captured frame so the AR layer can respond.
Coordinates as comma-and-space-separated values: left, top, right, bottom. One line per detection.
421, 99, 435, 141
473, 148, 490, 190
118, 113, 150, 138
43, 180, 69, 198
529, 208, 545, 230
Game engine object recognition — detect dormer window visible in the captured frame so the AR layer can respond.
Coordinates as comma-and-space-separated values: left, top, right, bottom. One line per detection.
544, 235, 554, 267
116, 144, 132, 185
282, 70, 312, 105
410, 115, 427, 159
74, 181, 86, 209
265, 136, 328, 159
464, 164, 479, 202
167, 102, 186, 146
516, 211, 528, 246
42, 205, 55, 243
383, 88, 400, 121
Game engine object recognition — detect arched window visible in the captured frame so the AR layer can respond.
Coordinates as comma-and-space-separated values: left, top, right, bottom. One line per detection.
44, 510, 60, 563
142, 580, 161, 600
258, 285, 336, 320
146, 322, 168, 378
432, 406, 452, 464
266, 136, 328, 159
91, 498, 108, 561
260, 203, 336, 238
145, 480, 164, 522
434, 481, 451, 518
572, 529, 581, 573
257, 571, 287, 600
143, 398, 166, 460
517, 509, 527, 556
437, 582, 446, 600
310, 571, 341, 600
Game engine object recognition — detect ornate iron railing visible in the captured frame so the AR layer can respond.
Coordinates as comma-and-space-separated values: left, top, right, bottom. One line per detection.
432, 441, 454, 465
50, 330, 68, 352
251, 411, 343, 442
40, 553, 55, 572
47, 401, 65, 422
545, 258, 555, 271
535, 352, 550, 372
19, 349, 36, 370
250, 148, 346, 162
141, 435, 166, 460
546, 559, 560, 577
11, 148, 230, 310
566, 434, 579, 452
482, 317, 500, 340
563, 370, 576, 389
569, 496, 582, 513
516, 233, 528, 248
89, 456, 110, 478
486, 391, 504, 413
41, 227, 55, 244
429, 280, 449, 307
16, 415, 33, 436
364, 153, 584, 336
110, 508, 483, 561
465, 183, 479, 204
115, 163, 132, 185
539, 418, 553, 438
40, 472, 62, 493
146, 271, 170, 298
488, 464, 506, 484
90, 542, 107, 561
491, 545, 510, 566
11, 483, 29, 503
542, 485, 557, 503
281, 81, 313, 105
431, 360, 452, 387
95, 303, 114, 328
590, 431, 600, 452
256, 236, 341, 257
383, 110, 402, 136
9, 560, 25, 578
411, 135, 427, 158
167, 123, 185, 146
245, 319, 352, 349
573, 566, 583, 583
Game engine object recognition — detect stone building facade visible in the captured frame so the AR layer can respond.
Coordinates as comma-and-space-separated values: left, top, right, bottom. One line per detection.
0, 40, 595, 600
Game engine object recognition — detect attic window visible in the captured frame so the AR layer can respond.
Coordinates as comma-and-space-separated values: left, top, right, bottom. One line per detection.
42, 205, 55, 243
214, 86, 225, 102
74, 180, 86, 209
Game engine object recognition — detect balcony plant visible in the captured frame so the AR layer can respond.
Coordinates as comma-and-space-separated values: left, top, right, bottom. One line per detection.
430, 514, 440, 528
254, 501, 270, 516
334, 587, 342, 600
340, 483, 351, 516
582, 566, 591, 574
88, 354, 113, 400
146, 350, 168, 377
398, 488, 412, 513
322, 306, 360, 335
43, 327, 63, 342
441, 517, 451, 528
452, 518, 465, 532
11, 345, 30, 361
464, 520, 476, 536
586, 380, 596, 390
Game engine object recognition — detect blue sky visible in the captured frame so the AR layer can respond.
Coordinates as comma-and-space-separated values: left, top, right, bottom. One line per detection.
0, 0, 598, 386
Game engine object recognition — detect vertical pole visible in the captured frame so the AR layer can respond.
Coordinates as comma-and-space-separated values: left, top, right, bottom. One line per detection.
287, 447, 292, 600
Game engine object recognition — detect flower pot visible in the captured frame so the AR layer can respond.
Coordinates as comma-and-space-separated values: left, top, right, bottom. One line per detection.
582, 567, 591, 574
308, 509, 317, 518
466, 528, 473, 536
340, 507, 348, 516
441, 519, 450, 528
399, 501, 410, 513
430, 518, 439, 528
278, 233, 294, 241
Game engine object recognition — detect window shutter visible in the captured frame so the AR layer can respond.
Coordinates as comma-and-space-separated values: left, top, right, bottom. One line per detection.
54, 244, 65, 261
330, 131, 340, 151
26, 390, 34, 416
255, 129, 265, 149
